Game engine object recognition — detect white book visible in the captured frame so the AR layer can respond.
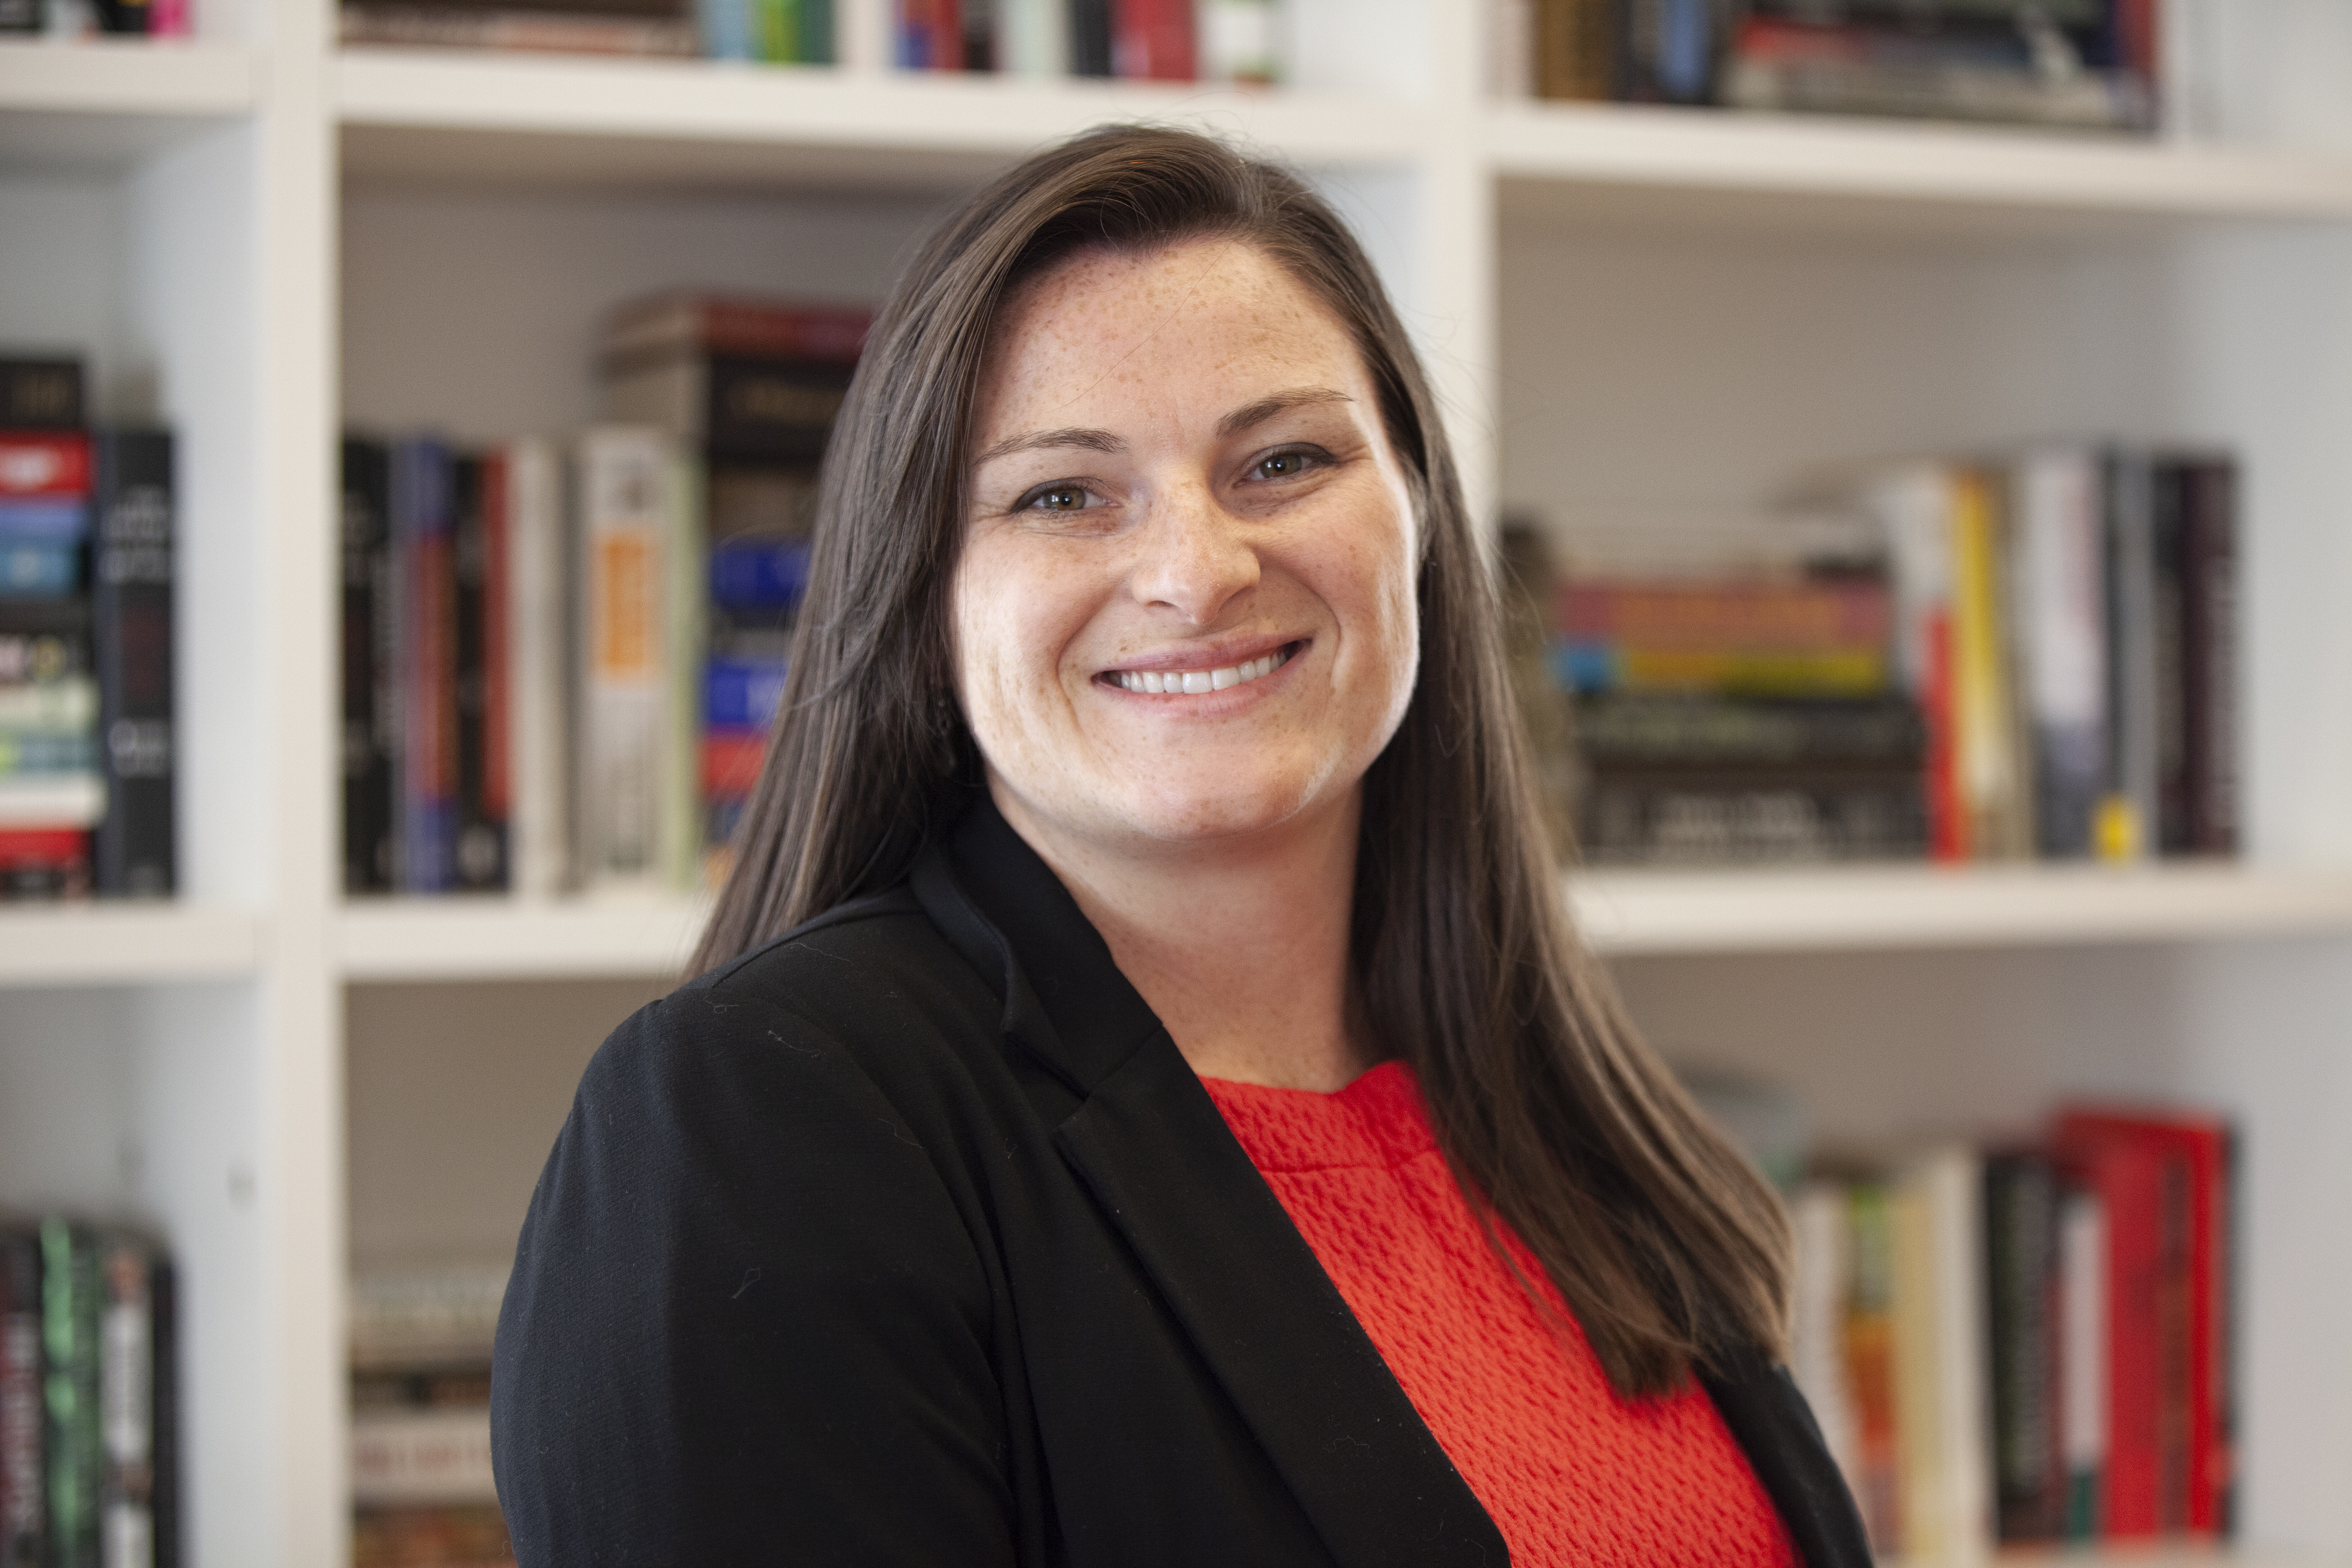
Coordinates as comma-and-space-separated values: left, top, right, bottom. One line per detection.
572, 428, 680, 892
350, 1407, 496, 1506
996, 0, 1066, 77
1199, 0, 1281, 85
2058, 1186, 2107, 1528
2014, 447, 2108, 858
1868, 462, 1956, 706
348, 1263, 510, 1369
1789, 1180, 1862, 1493
0, 771, 104, 827
504, 438, 570, 899
1891, 1144, 1993, 1567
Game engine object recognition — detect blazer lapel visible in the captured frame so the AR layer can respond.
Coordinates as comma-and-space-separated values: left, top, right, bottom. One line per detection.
912, 801, 1508, 1568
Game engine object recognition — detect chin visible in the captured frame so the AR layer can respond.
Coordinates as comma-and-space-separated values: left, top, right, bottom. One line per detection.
1115, 775, 1339, 846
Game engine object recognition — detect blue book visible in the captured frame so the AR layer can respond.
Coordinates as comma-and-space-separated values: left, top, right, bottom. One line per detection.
709, 537, 810, 612
705, 655, 789, 732
0, 539, 79, 597
390, 436, 456, 894
699, 0, 753, 59
0, 498, 88, 542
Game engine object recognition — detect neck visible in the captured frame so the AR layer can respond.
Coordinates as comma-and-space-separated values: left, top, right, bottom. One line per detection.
991, 781, 1372, 1093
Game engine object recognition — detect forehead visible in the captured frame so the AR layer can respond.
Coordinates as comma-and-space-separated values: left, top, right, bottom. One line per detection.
975, 239, 1364, 426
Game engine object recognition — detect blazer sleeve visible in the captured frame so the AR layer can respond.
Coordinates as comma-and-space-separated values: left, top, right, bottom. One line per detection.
490, 984, 1017, 1568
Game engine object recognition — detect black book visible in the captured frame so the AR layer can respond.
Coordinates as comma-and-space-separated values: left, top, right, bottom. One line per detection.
341, 439, 395, 893
1067, 0, 1110, 75
1985, 1151, 2064, 1542
91, 430, 175, 898
2182, 459, 2239, 856
2151, 459, 2192, 854
0, 361, 80, 425
0, 1223, 40, 1568
451, 455, 507, 892
147, 1255, 178, 1568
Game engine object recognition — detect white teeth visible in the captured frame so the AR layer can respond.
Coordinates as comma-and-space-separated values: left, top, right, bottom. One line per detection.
1112, 644, 1294, 697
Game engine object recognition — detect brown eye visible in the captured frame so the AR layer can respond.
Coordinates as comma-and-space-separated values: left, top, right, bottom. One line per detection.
1251, 449, 1320, 481
1024, 484, 1090, 512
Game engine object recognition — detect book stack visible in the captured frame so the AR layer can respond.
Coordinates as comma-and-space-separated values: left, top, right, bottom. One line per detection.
1869, 447, 2238, 862
0, 358, 177, 903
349, 1265, 511, 1568
1506, 0, 2157, 132
1789, 1106, 2234, 1557
0, 1220, 180, 1568
894, 0, 1276, 80
0, 0, 192, 37
1550, 528, 1926, 865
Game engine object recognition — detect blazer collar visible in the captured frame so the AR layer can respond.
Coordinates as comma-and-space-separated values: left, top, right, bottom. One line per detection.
910, 798, 1508, 1568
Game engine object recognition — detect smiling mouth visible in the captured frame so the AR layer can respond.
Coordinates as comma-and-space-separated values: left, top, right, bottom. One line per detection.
1104, 642, 1300, 696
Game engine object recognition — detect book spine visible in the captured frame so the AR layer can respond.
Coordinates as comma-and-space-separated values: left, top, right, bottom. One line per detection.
2151, 460, 2192, 854
2064, 1133, 2166, 1537
1558, 645, 1888, 698
1, 1226, 41, 1568
2015, 448, 2107, 858
1578, 771, 1926, 864
1844, 1182, 1902, 1555
1788, 1181, 1861, 1497
2183, 459, 2238, 855
394, 440, 457, 894
662, 454, 704, 891
348, 1410, 496, 1506
97, 1236, 155, 1568
144, 1260, 174, 1568
1196, 0, 1274, 83
1950, 467, 2029, 859
2058, 1181, 2107, 1539
1985, 1153, 2064, 1541
40, 1220, 101, 1568
697, 0, 752, 57
340, 440, 394, 892
89, 431, 175, 899
573, 430, 674, 890
1559, 579, 1893, 647
2101, 449, 2159, 861
1534, 0, 1614, 99
505, 440, 569, 898
450, 456, 507, 892
1112, 0, 1190, 78
1617, 0, 1727, 105
894, 0, 961, 66
1066, 0, 1109, 73
0, 361, 84, 428
696, 355, 856, 465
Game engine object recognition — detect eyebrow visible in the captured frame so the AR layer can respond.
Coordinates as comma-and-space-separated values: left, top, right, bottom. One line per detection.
970, 387, 1358, 468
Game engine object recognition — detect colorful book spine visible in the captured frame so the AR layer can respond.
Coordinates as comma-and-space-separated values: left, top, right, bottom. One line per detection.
342, 439, 395, 892
573, 428, 678, 891
90, 431, 174, 898
393, 439, 457, 894
1112, 0, 1191, 78
1950, 466, 2032, 859
1844, 1181, 1902, 1554
40, 1220, 101, 1568
1556, 645, 1887, 698
894, 0, 962, 66
1560, 579, 1893, 647
2014, 447, 2107, 858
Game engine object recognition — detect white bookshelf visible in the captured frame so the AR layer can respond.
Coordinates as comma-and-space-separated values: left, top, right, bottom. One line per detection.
7, 2, 2352, 1565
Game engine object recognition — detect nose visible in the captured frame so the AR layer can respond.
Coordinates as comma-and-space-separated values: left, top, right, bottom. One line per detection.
1127, 480, 1259, 627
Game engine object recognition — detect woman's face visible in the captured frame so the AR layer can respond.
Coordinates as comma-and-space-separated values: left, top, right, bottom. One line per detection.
954, 238, 1421, 858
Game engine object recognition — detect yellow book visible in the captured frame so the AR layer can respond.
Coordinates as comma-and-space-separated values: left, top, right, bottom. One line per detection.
1609, 647, 1888, 697
1949, 471, 2031, 859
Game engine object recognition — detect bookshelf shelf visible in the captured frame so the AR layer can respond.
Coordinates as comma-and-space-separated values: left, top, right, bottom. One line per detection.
335, 51, 1428, 190
0, 40, 260, 171
1488, 99, 2352, 232
338, 894, 711, 982
0, 904, 260, 986
1569, 862, 2352, 956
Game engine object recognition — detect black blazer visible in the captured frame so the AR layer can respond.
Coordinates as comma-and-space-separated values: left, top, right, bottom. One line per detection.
492, 799, 1872, 1568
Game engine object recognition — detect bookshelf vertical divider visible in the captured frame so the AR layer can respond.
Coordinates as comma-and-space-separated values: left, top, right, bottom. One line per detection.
5, 4, 2352, 1565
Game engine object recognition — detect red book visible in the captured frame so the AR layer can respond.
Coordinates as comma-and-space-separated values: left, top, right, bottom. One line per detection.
0, 431, 90, 498
2057, 1109, 2233, 1537
604, 293, 873, 364
2051, 1118, 2182, 1540
1114, 0, 1194, 80
1921, 611, 1966, 861
895, 0, 963, 69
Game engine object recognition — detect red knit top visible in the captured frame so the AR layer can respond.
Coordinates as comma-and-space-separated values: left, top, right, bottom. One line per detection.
1201, 1060, 1797, 1568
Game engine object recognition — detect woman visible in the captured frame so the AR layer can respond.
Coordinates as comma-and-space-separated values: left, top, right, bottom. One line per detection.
492, 126, 1870, 1568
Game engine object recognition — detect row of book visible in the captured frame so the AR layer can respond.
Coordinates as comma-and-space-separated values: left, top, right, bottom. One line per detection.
0, 1220, 181, 1568
349, 1265, 512, 1568
0, 358, 178, 903
341, 294, 856, 896
1501, 0, 2160, 132
1786, 1106, 2233, 1557
1545, 444, 2239, 866
339, 0, 1282, 81
0, 0, 187, 35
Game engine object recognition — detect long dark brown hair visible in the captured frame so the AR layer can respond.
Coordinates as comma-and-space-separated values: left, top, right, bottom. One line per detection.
694, 124, 1789, 1396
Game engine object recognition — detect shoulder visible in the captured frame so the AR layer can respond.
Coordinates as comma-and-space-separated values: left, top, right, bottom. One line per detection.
571, 884, 1005, 1151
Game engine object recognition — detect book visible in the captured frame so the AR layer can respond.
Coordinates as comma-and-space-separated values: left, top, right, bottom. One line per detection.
1533, 0, 1613, 99
1580, 770, 1926, 863
2101, 448, 2159, 862
1573, 694, 1922, 771
1874, 463, 1966, 860
350, 1409, 496, 1507
1555, 645, 1888, 697
2057, 1179, 2107, 1537
1196, 0, 1274, 84
349, 1266, 509, 1373
90, 431, 175, 898
98, 1235, 173, 1568
1844, 1181, 1902, 1553
1559, 578, 1893, 648
351, 1504, 513, 1568
2013, 447, 2107, 858
0, 829, 90, 900
343, 439, 396, 893
894, 0, 962, 67
996, 0, 1066, 75
571, 428, 682, 892
41, 1219, 101, 1568
1719, 13, 2154, 130
337, 4, 698, 52
2, 1223, 40, 1568
1787, 1182, 1861, 1493
2178, 458, 2238, 855
1112, 0, 1191, 79
498, 440, 569, 899
1985, 1150, 2064, 1541
1888, 1144, 1991, 1565
451, 456, 507, 892
0, 363, 82, 430
1067, 0, 1109, 74
1950, 466, 2032, 858
394, 439, 458, 894
1618, 0, 1729, 105
2050, 1119, 2171, 1537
